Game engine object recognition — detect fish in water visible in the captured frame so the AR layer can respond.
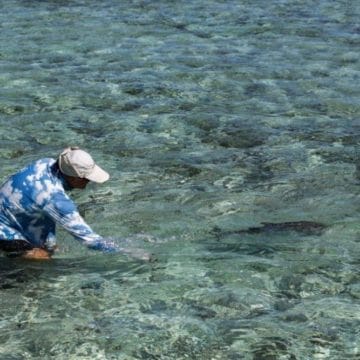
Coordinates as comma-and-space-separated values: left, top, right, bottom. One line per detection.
213, 221, 326, 238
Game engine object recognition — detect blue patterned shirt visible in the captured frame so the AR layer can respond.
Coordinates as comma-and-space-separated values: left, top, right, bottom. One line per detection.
0, 158, 116, 252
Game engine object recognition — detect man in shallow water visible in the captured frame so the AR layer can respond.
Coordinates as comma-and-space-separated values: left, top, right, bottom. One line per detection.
0, 147, 120, 260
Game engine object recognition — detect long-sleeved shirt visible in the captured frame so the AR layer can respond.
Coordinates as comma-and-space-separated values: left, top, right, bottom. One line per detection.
0, 158, 116, 252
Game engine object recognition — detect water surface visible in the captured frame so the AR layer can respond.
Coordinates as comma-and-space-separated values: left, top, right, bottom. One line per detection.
0, 0, 359, 359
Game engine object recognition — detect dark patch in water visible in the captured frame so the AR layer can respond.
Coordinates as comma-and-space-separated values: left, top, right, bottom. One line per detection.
244, 221, 326, 236
0, 264, 45, 289
185, 300, 217, 319
140, 300, 168, 314
251, 337, 295, 360
214, 221, 326, 238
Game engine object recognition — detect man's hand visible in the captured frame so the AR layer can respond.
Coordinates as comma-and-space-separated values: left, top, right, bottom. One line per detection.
21, 248, 52, 260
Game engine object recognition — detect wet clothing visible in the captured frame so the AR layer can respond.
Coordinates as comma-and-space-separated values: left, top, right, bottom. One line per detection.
0, 158, 116, 253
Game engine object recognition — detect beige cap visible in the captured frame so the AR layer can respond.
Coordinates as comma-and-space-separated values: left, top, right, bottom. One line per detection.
58, 147, 109, 183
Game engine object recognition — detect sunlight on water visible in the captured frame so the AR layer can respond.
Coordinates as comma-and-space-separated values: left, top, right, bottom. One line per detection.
0, 0, 359, 358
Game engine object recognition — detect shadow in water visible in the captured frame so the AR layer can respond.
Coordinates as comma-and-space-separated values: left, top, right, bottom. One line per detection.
0, 252, 153, 290
213, 221, 327, 238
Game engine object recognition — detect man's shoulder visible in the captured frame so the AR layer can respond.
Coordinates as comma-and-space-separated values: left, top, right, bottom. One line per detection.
12, 158, 57, 185
34, 158, 56, 167
17, 157, 55, 171
21, 158, 64, 206
24, 158, 56, 174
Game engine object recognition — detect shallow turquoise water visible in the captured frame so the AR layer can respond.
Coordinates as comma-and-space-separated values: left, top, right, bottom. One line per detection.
0, 0, 359, 359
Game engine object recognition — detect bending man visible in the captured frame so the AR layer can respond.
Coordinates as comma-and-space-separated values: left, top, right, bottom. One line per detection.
0, 147, 117, 259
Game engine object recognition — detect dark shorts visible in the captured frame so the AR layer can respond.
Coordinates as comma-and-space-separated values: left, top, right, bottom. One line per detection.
0, 240, 34, 256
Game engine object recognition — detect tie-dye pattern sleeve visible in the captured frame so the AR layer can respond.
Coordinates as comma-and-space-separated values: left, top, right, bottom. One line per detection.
43, 190, 118, 252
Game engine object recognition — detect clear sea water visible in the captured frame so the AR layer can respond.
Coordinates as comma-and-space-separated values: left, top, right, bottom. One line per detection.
0, 0, 359, 359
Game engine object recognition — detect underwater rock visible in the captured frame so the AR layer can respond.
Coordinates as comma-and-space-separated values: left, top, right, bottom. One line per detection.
185, 301, 217, 320
281, 312, 308, 322
274, 299, 295, 312
140, 300, 168, 314
278, 274, 306, 298
347, 283, 360, 299
80, 279, 104, 290
251, 337, 294, 360
310, 327, 339, 345
123, 83, 144, 95
0, 267, 35, 289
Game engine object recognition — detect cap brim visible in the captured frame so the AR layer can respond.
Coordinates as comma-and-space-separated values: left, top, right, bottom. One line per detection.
85, 165, 110, 183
